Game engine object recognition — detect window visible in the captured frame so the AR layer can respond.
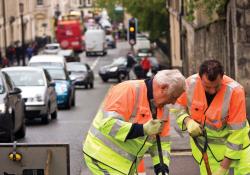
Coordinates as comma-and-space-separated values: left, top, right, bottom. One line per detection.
37, 0, 43, 5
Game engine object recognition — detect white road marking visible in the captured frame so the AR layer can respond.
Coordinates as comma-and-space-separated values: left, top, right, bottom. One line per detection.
91, 56, 100, 70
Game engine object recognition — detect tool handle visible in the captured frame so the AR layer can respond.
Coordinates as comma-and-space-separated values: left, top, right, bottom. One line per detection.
150, 100, 165, 175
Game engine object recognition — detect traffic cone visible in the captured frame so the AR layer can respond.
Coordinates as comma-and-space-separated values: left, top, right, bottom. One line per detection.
137, 159, 146, 175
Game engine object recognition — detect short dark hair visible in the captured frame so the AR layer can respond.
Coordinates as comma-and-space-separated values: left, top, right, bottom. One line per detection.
199, 59, 224, 81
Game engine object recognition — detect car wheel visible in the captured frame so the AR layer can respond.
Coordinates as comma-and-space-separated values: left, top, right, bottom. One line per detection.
101, 77, 108, 82
66, 97, 72, 109
118, 73, 125, 82
71, 92, 75, 106
41, 113, 49, 124
15, 120, 26, 139
51, 110, 57, 119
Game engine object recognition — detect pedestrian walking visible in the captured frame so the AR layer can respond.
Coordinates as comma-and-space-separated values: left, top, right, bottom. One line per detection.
15, 42, 22, 66
140, 56, 151, 78
26, 44, 33, 60
83, 69, 186, 175
126, 52, 137, 79
172, 59, 250, 175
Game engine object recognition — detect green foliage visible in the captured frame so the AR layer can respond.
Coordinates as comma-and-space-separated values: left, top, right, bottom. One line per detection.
186, 0, 228, 21
95, 0, 169, 41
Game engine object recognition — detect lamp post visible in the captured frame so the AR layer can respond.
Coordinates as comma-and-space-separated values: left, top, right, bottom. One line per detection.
19, 2, 25, 66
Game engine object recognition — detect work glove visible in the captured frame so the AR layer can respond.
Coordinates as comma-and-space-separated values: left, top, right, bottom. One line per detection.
213, 166, 228, 175
143, 119, 164, 136
185, 118, 202, 137
154, 163, 169, 175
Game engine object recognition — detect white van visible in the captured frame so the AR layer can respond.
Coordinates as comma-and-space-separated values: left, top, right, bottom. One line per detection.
85, 28, 107, 56
28, 55, 67, 69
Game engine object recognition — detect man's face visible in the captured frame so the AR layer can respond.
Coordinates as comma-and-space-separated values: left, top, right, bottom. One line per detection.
201, 74, 222, 95
154, 85, 184, 107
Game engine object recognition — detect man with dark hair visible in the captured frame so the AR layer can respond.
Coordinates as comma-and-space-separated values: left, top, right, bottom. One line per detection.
172, 59, 250, 175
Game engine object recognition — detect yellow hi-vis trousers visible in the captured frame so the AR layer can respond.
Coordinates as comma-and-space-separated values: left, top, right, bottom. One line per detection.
199, 146, 250, 175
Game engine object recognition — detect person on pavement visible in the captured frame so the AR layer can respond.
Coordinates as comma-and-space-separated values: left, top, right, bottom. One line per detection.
172, 59, 250, 175
140, 56, 151, 78
83, 69, 186, 175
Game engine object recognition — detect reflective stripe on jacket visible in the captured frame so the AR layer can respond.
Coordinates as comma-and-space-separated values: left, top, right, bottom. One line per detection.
83, 80, 171, 174
173, 74, 250, 163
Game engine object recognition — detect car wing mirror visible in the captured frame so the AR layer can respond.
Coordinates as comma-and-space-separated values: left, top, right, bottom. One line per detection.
49, 81, 56, 87
9, 87, 22, 95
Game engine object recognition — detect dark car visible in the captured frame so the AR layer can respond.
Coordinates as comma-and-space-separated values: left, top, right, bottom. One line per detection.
0, 71, 26, 142
99, 57, 130, 82
58, 49, 80, 62
67, 62, 94, 89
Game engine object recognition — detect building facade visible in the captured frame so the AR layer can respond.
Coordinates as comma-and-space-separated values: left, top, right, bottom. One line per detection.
167, 0, 250, 115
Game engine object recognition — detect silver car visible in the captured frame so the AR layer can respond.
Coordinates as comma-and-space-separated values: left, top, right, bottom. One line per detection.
2, 67, 58, 124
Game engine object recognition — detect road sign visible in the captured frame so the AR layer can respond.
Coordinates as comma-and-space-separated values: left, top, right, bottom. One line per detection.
0, 143, 70, 175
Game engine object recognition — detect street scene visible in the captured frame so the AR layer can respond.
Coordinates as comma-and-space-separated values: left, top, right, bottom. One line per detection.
0, 0, 250, 175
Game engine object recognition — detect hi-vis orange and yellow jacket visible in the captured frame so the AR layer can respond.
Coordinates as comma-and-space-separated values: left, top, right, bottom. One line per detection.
173, 74, 250, 163
83, 80, 170, 175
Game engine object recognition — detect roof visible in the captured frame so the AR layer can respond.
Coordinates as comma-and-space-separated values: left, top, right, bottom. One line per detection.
2, 66, 44, 72
29, 55, 65, 63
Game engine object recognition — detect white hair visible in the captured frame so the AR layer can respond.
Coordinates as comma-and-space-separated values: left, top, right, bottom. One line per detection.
154, 69, 186, 93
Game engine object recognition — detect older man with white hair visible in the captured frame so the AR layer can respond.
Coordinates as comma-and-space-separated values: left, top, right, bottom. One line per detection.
82, 69, 186, 175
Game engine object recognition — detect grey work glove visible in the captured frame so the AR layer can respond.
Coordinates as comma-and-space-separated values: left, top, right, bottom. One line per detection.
185, 118, 202, 137
143, 119, 164, 136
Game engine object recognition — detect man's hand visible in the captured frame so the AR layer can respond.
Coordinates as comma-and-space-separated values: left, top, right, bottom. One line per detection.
212, 166, 228, 175
185, 117, 202, 137
143, 119, 164, 136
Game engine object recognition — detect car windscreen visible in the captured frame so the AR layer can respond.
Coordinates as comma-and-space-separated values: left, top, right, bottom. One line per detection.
6, 71, 45, 86
46, 68, 66, 80
112, 57, 126, 66
67, 64, 87, 72
29, 62, 63, 67
0, 77, 5, 94
45, 46, 59, 50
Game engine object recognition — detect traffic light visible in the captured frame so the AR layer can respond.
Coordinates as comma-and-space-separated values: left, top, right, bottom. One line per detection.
128, 18, 137, 45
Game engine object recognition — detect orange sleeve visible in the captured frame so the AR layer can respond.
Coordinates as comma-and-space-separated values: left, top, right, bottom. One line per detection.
103, 83, 135, 121
176, 91, 188, 107
227, 87, 247, 124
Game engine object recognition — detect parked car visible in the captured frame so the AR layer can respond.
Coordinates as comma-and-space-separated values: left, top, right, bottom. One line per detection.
106, 34, 116, 48
67, 62, 94, 89
2, 67, 58, 124
43, 43, 61, 54
0, 71, 26, 142
44, 66, 75, 109
58, 49, 80, 62
28, 55, 67, 69
99, 57, 130, 82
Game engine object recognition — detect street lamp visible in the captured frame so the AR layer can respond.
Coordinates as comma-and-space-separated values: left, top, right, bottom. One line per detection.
19, 2, 25, 66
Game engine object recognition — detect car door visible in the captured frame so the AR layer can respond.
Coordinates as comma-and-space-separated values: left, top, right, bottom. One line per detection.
44, 70, 57, 112
3, 72, 23, 131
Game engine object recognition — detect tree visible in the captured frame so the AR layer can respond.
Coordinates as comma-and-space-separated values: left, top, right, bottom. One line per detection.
95, 0, 169, 41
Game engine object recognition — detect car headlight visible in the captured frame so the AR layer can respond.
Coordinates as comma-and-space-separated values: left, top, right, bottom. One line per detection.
35, 94, 43, 102
0, 103, 6, 113
109, 67, 118, 72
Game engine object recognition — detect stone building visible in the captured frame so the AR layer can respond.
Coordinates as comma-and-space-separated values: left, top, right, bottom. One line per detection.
0, 0, 77, 56
167, 0, 250, 115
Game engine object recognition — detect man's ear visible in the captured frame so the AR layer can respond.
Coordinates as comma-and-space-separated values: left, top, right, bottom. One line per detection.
160, 84, 169, 91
